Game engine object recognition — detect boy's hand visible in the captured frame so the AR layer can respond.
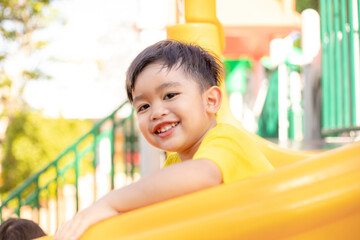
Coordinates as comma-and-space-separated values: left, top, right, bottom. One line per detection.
54, 200, 118, 240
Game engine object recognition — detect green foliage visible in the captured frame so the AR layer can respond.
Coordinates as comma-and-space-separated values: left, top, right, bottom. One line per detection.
0, 0, 53, 35
22, 69, 51, 80
0, 54, 6, 62
34, 40, 48, 49
0, 73, 11, 88
0, 110, 93, 194
0, 0, 56, 78
296, 0, 319, 13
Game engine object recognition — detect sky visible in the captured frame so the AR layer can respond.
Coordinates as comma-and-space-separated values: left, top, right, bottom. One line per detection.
22, 0, 168, 119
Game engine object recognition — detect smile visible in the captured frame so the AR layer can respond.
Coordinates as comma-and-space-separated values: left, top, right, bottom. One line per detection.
155, 122, 179, 134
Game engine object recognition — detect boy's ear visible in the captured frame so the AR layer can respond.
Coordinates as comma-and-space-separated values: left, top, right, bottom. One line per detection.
204, 86, 222, 114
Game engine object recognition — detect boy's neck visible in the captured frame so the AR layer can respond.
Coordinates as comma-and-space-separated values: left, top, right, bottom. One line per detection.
177, 120, 218, 161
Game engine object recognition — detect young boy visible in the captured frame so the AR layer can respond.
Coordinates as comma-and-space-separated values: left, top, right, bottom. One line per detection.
54, 40, 273, 240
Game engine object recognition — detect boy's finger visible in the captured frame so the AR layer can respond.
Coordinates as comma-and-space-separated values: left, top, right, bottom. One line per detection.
64, 220, 88, 240
55, 220, 80, 240
58, 213, 95, 240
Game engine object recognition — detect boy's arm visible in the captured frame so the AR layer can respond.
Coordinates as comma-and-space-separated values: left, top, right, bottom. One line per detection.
54, 159, 222, 240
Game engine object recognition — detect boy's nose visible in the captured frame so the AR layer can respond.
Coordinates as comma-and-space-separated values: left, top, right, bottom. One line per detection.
151, 105, 169, 121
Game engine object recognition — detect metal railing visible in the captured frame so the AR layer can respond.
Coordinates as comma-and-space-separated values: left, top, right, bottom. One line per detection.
0, 101, 137, 232
320, 0, 360, 135
257, 59, 304, 142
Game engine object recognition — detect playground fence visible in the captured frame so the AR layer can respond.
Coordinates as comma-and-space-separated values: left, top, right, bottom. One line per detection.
320, 0, 360, 135
0, 101, 137, 234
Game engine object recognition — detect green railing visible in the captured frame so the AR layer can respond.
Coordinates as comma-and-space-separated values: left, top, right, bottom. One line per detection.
320, 0, 360, 135
0, 101, 137, 231
257, 57, 303, 141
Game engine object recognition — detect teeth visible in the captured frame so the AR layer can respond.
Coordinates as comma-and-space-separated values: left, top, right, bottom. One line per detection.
156, 123, 178, 133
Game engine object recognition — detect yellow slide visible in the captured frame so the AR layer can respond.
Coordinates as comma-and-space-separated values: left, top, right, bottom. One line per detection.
42, 141, 360, 239
41, 0, 360, 239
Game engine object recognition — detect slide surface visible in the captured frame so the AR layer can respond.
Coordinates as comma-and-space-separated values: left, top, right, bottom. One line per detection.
40, 141, 360, 239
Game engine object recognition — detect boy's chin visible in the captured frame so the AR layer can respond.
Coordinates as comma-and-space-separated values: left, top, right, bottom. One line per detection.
158, 146, 179, 153
149, 143, 175, 153
149, 139, 183, 153
159, 147, 177, 152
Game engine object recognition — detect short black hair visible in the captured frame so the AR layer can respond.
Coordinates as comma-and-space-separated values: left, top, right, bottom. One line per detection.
0, 218, 46, 240
126, 40, 223, 103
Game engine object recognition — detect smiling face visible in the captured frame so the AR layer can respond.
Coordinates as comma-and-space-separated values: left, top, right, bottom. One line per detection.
132, 63, 221, 160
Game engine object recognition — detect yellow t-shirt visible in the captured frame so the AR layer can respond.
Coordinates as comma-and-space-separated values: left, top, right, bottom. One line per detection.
164, 123, 274, 184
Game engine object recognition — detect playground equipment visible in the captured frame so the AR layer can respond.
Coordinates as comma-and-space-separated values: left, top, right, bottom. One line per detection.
218, 0, 301, 60
36, 0, 359, 239
320, 0, 360, 134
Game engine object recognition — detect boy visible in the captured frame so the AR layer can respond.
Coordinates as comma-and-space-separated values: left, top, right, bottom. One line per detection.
54, 40, 273, 240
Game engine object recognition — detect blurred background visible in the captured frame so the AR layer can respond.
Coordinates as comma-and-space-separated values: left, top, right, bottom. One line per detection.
1, 0, 359, 235
0, 0, 168, 195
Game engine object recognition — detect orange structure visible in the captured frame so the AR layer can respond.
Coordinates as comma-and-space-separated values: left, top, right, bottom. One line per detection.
219, 0, 301, 59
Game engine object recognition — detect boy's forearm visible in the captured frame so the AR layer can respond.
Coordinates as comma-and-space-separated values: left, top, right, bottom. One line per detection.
53, 159, 222, 240
101, 159, 223, 213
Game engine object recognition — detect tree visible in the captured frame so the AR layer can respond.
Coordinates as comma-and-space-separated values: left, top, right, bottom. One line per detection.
0, 0, 57, 126
0, 1, 84, 194
1, 111, 92, 193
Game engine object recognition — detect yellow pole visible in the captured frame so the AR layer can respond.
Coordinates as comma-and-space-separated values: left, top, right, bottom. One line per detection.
167, 0, 239, 128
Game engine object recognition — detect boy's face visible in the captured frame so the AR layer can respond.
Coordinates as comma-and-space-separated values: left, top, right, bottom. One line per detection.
132, 63, 219, 159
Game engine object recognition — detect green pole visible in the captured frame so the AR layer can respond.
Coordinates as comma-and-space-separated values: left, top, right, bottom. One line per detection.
55, 163, 59, 229
74, 148, 79, 212
333, 0, 344, 128
123, 124, 128, 176
340, 0, 351, 127
110, 116, 115, 190
16, 196, 20, 217
320, 0, 330, 130
130, 113, 135, 178
92, 131, 97, 201
36, 178, 40, 223
326, 0, 336, 129
351, 0, 358, 125
357, 0, 360, 126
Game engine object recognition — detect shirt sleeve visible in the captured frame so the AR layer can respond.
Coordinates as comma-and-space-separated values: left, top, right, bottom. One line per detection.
193, 124, 274, 184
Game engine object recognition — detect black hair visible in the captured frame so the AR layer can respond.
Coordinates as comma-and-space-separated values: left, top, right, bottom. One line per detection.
0, 218, 46, 240
126, 39, 223, 103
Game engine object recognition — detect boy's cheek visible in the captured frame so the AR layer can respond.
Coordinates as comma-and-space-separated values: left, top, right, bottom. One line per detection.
137, 119, 149, 135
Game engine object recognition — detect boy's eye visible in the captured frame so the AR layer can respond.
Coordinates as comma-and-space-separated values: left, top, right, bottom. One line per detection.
137, 104, 150, 113
164, 93, 178, 100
